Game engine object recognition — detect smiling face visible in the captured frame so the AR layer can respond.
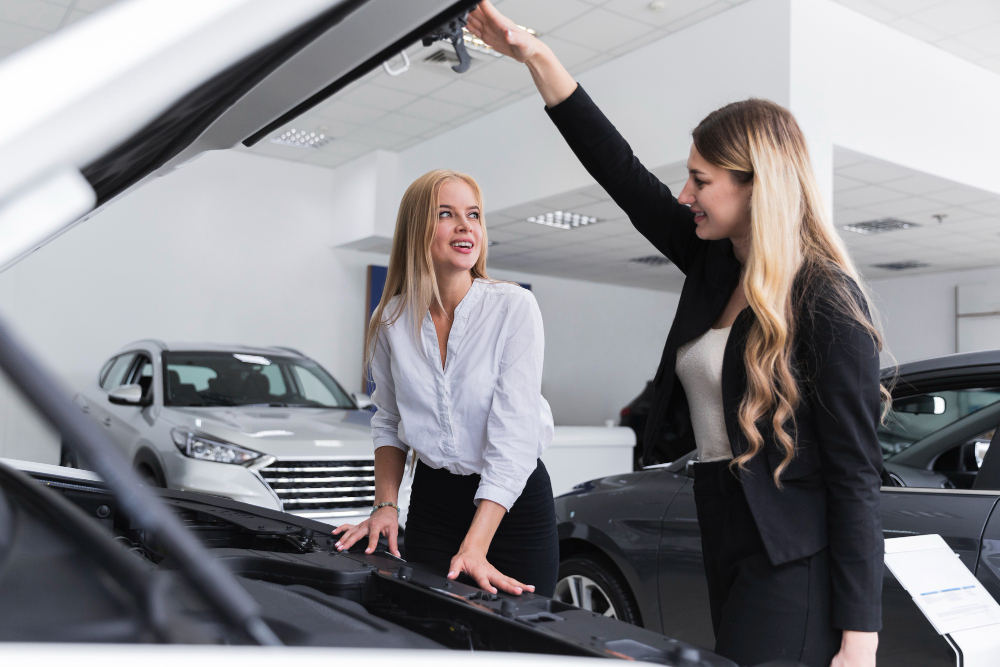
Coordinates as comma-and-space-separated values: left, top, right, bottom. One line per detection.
429, 178, 484, 277
677, 144, 753, 246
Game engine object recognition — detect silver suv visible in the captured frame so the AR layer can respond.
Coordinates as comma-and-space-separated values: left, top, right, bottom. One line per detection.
65, 340, 377, 526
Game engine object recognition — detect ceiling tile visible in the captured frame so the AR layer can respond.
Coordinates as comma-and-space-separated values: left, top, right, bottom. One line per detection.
836, 159, 913, 184
398, 97, 476, 122
314, 101, 388, 124
74, 0, 118, 10
936, 37, 988, 61
0, 0, 67, 31
910, 1, 1000, 36
341, 85, 420, 111
368, 113, 438, 137
869, 0, 948, 15
344, 126, 411, 150
958, 22, 1000, 56
831, 0, 899, 22
368, 67, 453, 95
834, 185, 906, 208
927, 187, 998, 206
966, 200, 1000, 216
0, 19, 46, 50
534, 192, 604, 211
460, 57, 535, 91
550, 7, 654, 52
882, 173, 953, 196
663, 1, 734, 33
491, 0, 596, 33
602, 0, 725, 27
834, 174, 868, 191
886, 15, 946, 41
542, 34, 602, 68
429, 79, 513, 107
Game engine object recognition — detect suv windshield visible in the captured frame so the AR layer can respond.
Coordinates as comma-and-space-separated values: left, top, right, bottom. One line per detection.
164, 351, 354, 408
878, 387, 1000, 459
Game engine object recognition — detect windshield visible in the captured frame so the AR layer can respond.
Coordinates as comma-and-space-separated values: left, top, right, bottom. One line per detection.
878, 387, 1000, 460
164, 352, 354, 408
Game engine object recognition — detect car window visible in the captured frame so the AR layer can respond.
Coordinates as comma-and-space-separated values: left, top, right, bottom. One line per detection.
292, 365, 340, 406
163, 351, 353, 408
128, 355, 155, 400
879, 388, 1000, 460
100, 353, 136, 390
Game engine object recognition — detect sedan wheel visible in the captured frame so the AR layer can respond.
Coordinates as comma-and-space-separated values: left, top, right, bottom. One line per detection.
555, 574, 618, 618
554, 555, 641, 625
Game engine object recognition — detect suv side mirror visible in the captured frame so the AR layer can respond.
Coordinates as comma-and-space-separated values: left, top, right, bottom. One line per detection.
109, 383, 147, 406
352, 392, 373, 409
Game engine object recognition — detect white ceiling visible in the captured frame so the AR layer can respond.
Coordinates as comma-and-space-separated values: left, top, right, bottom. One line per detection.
7, 0, 998, 170
480, 151, 1000, 291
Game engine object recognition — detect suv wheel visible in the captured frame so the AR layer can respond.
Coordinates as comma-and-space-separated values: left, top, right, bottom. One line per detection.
135, 464, 163, 487
554, 555, 641, 625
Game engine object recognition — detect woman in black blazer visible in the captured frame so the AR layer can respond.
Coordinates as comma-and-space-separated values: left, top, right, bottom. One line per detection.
470, 4, 885, 667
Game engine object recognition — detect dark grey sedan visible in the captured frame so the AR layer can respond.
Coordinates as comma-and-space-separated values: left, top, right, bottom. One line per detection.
553, 350, 1000, 666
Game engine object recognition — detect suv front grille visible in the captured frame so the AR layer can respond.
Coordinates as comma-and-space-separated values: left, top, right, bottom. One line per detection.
258, 459, 375, 511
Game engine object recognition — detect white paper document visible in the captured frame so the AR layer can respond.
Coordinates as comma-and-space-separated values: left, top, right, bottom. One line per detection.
884, 534, 1000, 635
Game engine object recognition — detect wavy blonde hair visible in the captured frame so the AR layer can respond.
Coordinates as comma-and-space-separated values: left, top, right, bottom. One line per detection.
363, 169, 491, 370
692, 99, 890, 485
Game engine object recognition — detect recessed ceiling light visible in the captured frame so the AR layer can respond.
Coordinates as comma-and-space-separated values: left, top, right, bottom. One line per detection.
527, 210, 599, 230
841, 218, 919, 235
270, 128, 333, 149
648, 1, 667, 11
871, 260, 930, 271
630, 255, 671, 266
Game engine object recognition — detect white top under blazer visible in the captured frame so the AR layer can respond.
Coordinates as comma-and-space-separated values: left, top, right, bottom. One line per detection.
370, 279, 554, 510
675, 326, 734, 463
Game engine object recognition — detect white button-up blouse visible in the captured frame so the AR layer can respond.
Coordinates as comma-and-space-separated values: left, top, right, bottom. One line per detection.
370, 279, 554, 510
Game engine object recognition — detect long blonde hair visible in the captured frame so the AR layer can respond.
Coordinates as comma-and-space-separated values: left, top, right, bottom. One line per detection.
692, 99, 890, 485
363, 169, 491, 369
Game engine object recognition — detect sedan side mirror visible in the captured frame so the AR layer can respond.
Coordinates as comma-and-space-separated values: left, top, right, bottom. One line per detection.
351, 392, 373, 409
109, 383, 146, 406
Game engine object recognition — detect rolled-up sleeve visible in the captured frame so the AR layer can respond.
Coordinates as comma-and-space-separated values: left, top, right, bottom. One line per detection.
476, 291, 547, 510
370, 331, 409, 454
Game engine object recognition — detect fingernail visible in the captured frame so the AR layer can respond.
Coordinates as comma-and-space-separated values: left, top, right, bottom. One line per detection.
334, 541, 341, 547
515, 587, 522, 593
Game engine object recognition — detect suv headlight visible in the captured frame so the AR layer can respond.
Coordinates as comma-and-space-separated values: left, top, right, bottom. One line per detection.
171, 429, 262, 465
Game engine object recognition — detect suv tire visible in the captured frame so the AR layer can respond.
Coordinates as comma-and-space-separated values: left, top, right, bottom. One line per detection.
555, 555, 641, 625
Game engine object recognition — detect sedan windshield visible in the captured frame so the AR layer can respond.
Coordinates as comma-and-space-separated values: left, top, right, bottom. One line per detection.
164, 352, 354, 408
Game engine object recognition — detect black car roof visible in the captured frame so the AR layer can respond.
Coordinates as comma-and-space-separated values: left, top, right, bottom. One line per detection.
886, 349, 1000, 380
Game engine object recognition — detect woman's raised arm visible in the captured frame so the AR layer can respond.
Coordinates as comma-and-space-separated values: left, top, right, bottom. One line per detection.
467, 1, 702, 273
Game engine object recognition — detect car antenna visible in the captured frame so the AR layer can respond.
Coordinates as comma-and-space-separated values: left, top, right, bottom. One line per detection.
0, 314, 282, 647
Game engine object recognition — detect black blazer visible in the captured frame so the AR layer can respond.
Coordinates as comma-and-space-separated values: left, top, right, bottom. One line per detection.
547, 85, 884, 632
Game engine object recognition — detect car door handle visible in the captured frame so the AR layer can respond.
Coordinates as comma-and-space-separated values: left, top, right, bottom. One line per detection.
102, 417, 112, 427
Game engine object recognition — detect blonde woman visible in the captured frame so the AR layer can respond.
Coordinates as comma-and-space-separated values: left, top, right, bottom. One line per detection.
332, 169, 558, 597
469, 3, 884, 666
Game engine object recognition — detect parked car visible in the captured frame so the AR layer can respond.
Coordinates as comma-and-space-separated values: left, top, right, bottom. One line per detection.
559, 350, 1000, 666
64, 341, 378, 526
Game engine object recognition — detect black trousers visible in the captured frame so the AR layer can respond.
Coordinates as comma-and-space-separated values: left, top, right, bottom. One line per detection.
403, 458, 559, 597
693, 460, 841, 667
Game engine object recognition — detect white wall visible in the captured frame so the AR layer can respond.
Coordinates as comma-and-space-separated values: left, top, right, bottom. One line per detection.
0, 150, 677, 462
870, 266, 1000, 366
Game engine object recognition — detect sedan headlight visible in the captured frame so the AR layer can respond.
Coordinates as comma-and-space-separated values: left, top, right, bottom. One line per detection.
171, 429, 262, 465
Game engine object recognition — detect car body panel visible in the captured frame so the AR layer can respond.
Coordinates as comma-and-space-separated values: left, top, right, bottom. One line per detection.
555, 469, 687, 633
568, 353, 1000, 665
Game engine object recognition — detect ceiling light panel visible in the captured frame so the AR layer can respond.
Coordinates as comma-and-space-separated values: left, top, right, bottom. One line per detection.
629, 255, 671, 266
871, 260, 931, 271
271, 128, 333, 149
841, 218, 920, 235
527, 210, 599, 230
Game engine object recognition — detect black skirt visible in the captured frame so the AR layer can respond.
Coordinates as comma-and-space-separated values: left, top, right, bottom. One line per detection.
693, 459, 842, 667
403, 458, 559, 597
